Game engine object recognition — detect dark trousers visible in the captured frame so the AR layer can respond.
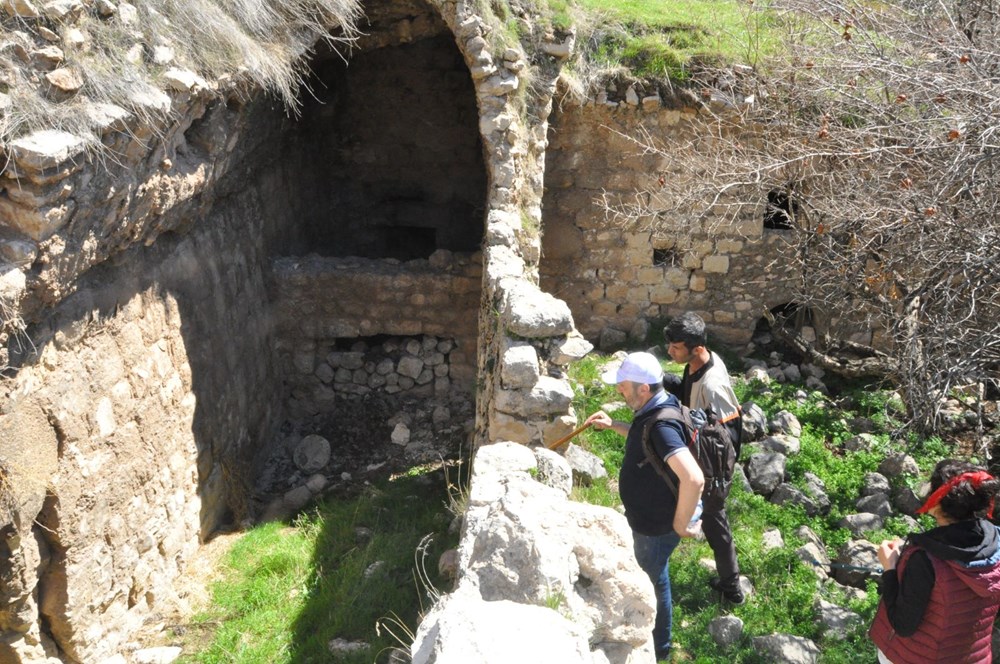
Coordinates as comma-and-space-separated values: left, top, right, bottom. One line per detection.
702, 493, 740, 588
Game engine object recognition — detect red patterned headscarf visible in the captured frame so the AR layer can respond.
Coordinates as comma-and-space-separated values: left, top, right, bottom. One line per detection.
916, 471, 995, 519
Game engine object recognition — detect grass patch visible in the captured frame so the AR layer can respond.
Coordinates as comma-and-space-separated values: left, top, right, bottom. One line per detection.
573, 0, 783, 80
180, 467, 460, 664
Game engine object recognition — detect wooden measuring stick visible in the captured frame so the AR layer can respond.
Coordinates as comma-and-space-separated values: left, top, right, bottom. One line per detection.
545, 422, 592, 450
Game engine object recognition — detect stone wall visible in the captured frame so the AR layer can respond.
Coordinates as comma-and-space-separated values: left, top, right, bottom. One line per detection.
268, 252, 481, 418
0, 0, 598, 660
540, 100, 800, 347
0, 203, 281, 662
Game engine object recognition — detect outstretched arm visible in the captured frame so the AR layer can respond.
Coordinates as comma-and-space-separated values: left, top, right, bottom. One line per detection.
585, 411, 629, 437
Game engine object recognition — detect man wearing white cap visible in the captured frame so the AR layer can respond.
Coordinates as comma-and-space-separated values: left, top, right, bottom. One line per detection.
584, 351, 705, 662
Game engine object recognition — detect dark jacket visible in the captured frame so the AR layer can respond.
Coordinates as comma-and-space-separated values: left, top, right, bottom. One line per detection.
870, 519, 1000, 663
618, 394, 688, 536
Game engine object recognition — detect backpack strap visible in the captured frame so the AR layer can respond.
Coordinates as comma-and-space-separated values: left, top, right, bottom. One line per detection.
640, 405, 693, 497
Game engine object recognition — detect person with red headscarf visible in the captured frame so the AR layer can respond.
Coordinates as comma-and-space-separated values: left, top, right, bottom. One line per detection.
869, 459, 1000, 663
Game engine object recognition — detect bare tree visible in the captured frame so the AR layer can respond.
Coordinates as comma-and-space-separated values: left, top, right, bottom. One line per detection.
601, 0, 1000, 441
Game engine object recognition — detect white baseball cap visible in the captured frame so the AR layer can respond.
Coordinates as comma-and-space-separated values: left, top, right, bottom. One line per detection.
601, 352, 664, 385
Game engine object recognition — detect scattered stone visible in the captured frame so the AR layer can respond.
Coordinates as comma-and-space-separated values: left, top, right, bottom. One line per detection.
745, 365, 771, 384
533, 447, 572, 495
152, 44, 175, 65
746, 452, 786, 496
41, 0, 83, 22
796, 542, 829, 580
860, 472, 890, 497
839, 512, 883, 536
814, 599, 862, 640
856, 493, 892, 518
293, 434, 330, 473
162, 68, 207, 92
760, 434, 800, 455
390, 422, 410, 446
770, 483, 821, 516
437, 548, 458, 582
892, 484, 923, 515
751, 633, 820, 664
834, 539, 880, 588
740, 401, 767, 442
44, 66, 83, 95
768, 410, 802, 437
133, 646, 183, 664
762, 528, 784, 551
563, 442, 607, 485
328, 638, 368, 656
95, 0, 115, 17
305, 474, 327, 494
31, 45, 64, 70
3, 0, 40, 18
802, 473, 831, 514
878, 453, 920, 478
708, 614, 744, 648
282, 485, 312, 512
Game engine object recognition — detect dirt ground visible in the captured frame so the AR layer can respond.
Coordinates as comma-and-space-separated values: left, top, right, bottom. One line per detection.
130, 531, 243, 658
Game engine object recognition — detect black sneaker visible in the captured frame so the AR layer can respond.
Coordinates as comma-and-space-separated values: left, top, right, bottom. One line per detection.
709, 576, 746, 605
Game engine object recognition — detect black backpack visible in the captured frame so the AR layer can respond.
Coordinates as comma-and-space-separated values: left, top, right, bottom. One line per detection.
640, 404, 737, 502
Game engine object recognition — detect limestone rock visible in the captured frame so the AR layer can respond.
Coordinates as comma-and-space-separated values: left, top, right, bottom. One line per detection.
550, 333, 593, 365
411, 587, 595, 664
458, 443, 654, 653
814, 599, 862, 640
10, 129, 86, 170
708, 614, 744, 648
163, 68, 207, 92
44, 66, 83, 95
563, 442, 608, 485
3, 0, 40, 18
504, 285, 574, 338
390, 422, 410, 446
533, 447, 573, 495
746, 452, 786, 496
751, 633, 820, 664
293, 434, 330, 473
500, 341, 539, 389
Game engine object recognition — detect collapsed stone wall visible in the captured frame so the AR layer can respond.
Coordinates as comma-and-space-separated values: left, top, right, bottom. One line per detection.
540, 98, 800, 347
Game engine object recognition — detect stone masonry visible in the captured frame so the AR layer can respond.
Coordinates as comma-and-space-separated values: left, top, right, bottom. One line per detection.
540, 100, 800, 347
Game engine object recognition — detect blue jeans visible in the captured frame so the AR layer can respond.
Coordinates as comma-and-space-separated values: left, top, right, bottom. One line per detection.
633, 530, 681, 658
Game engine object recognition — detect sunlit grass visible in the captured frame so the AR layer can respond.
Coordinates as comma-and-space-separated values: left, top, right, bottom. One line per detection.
181, 468, 458, 664
574, 0, 784, 79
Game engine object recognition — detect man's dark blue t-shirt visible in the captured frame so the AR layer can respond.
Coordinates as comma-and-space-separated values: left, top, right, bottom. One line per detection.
619, 392, 689, 536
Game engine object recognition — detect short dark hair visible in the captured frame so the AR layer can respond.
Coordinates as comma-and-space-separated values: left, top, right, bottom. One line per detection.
663, 312, 707, 350
647, 382, 664, 395
930, 459, 1000, 521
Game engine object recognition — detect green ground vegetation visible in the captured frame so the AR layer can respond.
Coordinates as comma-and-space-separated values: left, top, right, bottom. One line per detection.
567, 353, 966, 663
569, 0, 783, 80
176, 464, 461, 664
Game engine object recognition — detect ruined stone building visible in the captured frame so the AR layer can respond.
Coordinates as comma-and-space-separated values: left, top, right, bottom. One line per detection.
0, 0, 798, 661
